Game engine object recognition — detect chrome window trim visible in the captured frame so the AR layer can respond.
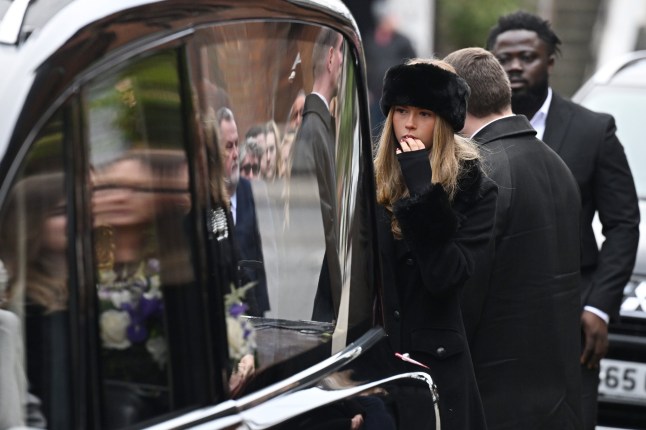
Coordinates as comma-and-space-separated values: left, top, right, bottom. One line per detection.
142, 327, 435, 430
144, 328, 382, 429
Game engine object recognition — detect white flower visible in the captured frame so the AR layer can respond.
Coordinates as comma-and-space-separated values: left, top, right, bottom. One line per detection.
149, 274, 161, 289
100, 310, 131, 349
143, 277, 162, 300
99, 269, 118, 285
110, 289, 133, 308
226, 315, 256, 360
226, 316, 245, 360
146, 336, 168, 369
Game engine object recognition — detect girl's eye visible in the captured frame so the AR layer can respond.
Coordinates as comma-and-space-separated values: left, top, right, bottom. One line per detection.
394, 107, 407, 114
420, 111, 433, 117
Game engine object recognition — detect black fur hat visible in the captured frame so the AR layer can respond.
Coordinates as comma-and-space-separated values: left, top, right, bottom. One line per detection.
380, 62, 470, 131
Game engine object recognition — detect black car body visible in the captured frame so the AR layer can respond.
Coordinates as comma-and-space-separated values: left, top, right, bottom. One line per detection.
0, 1, 439, 429
573, 50, 646, 429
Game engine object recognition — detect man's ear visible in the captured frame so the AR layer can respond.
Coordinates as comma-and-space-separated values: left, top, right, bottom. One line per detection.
327, 46, 334, 71
547, 54, 555, 75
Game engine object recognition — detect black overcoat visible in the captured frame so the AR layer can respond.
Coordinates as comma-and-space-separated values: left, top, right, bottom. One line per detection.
462, 115, 583, 429
378, 160, 497, 430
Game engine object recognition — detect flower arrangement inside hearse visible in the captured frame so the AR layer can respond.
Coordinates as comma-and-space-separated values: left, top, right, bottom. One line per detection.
92, 153, 172, 384
224, 282, 258, 397
96, 223, 168, 385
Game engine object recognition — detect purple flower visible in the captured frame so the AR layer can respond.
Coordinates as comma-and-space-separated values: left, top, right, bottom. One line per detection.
127, 322, 148, 343
229, 302, 248, 318
121, 302, 133, 313
139, 296, 163, 319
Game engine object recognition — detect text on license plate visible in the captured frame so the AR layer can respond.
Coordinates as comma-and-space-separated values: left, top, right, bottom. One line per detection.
599, 358, 646, 404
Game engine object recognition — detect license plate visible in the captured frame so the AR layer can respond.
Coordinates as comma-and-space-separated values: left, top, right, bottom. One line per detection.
599, 358, 646, 405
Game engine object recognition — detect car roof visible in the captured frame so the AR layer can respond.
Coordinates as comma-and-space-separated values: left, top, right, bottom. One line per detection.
0, 0, 75, 44
0, 0, 355, 45
0, 0, 360, 173
575, 50, 646, 92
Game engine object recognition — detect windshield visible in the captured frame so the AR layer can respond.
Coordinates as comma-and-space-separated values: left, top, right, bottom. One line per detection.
578, 85, 646, 198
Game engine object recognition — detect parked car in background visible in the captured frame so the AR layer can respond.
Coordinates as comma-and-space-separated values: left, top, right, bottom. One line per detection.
573, 50, 646, 430
0, 1, 439, 429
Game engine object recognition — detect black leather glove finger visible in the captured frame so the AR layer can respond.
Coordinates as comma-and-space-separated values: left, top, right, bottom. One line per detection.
397, 149, 432, 196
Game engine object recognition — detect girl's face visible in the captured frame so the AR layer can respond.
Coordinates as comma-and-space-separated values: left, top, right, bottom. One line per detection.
263, 131, 277, 179
392, 105, 436, 150
92, 159, 156, 227
42, 203, 67, 253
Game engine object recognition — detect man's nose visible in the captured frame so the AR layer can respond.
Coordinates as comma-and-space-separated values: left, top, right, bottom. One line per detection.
507, 57, 523, 72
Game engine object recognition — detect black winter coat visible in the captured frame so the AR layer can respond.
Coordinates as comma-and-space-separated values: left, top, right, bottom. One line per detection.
462, 115, 583, 430
378, 159, 497, 430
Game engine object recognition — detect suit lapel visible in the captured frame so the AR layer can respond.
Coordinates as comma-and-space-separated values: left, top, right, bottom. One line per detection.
543, 93, 573, 154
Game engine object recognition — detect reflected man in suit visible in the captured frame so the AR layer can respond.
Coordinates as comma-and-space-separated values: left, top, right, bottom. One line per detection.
216, 107, 269, 316
290, 27, 344, 321
487, 12, 640, 429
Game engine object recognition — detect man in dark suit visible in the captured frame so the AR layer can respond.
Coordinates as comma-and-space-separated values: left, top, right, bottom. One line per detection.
290, 27, 343, 321
487, 11, 640, 429
445, 47, 583, 429
216, 107, 269, 316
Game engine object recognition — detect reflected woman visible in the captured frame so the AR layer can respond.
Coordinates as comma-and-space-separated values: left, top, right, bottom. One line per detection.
0, 172, 69, 428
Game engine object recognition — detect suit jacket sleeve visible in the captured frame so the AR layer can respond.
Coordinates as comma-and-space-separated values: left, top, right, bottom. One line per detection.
588, 115, 640, 319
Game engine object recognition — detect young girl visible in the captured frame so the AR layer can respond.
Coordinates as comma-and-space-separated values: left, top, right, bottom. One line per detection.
374, 58, 497, 430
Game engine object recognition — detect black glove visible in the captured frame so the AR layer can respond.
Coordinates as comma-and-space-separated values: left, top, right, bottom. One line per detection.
397, 149, 432, 196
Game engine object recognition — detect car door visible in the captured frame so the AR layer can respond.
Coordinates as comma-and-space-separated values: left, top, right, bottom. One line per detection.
0, 1, 439, 429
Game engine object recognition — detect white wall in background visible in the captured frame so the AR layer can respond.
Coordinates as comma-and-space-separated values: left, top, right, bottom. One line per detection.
383, 0, 435, 57
597, 0, 646, 68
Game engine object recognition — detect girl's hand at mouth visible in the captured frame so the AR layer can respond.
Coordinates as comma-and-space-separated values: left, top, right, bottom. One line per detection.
397, 135, 426, 154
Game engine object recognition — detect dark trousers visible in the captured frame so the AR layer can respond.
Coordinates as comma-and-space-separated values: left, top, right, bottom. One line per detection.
581, 365, 600, 430
579, 269, 600, 430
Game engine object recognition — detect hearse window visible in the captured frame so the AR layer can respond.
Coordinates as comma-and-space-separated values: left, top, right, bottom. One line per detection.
83, 51, 202, 428
189, 21, 372, 384
0, 110, 72, 428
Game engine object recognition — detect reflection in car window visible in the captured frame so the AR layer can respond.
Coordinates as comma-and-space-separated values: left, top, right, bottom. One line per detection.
84, 52, 198, 428
0, 110, 71, 428
189, 21, 371, 387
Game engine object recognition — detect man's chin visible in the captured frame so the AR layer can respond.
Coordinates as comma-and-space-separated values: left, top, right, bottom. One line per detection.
224, 174, 239, 192
511, 92, 544, 117
509, 82, 527, 91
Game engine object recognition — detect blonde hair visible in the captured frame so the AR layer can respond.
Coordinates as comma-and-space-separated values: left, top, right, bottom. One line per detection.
266, 119, 282, 179
374, 58, 480, 236
203, 107, 230, 209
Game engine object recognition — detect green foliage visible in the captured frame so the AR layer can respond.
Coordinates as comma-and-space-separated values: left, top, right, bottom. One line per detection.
435, 0, 527, 56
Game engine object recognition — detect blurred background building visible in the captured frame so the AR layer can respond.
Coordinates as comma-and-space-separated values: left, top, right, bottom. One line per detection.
344, 0, 646, 97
